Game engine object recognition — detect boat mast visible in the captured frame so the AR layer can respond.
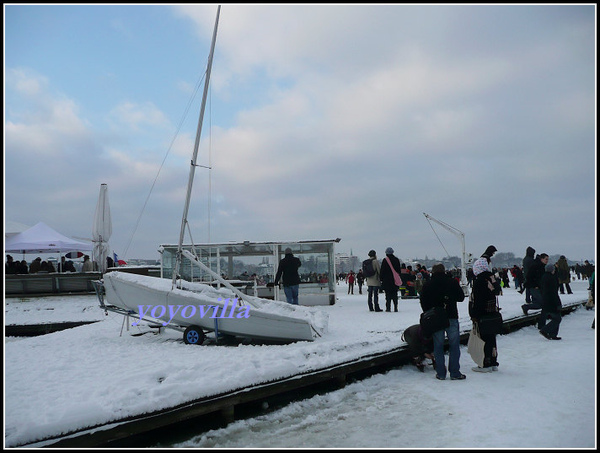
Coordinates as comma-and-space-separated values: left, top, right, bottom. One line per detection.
173, 5, 221, 286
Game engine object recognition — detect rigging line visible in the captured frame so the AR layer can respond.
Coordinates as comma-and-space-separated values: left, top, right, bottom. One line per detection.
121, 71, 208, 258
425, 217, 451, 259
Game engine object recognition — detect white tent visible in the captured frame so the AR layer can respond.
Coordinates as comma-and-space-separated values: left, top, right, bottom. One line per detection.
5, 222, 92, 254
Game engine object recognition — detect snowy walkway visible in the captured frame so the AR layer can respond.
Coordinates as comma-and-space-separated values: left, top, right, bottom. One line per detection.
4, 279, 595, 447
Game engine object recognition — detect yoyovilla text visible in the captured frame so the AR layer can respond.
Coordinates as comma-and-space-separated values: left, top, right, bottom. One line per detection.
132, 298, 250, 327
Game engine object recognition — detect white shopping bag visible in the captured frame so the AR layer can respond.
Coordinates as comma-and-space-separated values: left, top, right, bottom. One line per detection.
467, 324, 485, 368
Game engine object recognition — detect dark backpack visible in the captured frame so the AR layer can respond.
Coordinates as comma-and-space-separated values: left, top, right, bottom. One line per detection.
362, 259, 376, 277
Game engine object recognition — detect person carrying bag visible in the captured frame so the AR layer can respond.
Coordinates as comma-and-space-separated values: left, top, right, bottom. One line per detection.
380, 248, 403, 312
469, 257, 503, 373
419, 263, 466, 380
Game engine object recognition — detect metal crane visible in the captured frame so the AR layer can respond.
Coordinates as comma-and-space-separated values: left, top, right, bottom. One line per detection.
423, 212, 472, 295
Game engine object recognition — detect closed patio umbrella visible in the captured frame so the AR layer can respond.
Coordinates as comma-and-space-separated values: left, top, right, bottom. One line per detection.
92, 183, 112, 273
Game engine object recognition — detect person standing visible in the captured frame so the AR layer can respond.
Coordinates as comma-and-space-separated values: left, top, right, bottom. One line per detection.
29, 257, 42, 274
356, 269, 365, 295
420, 263, 466, 380
365, 250, 382, 312
380, 247, 402, 312
556, 255, 573, 295
415, 272, 424, 296
274, 248, 302, 305
6, 255, 18, 274
82, 255, 94, 272
520, 246, 536, 299
511, 265, 524, 292
470, 257, 502, 372
481, 245, 497, 265
522, 253, 549, 316
539, 262, 563, 340
347, 271, 355, 295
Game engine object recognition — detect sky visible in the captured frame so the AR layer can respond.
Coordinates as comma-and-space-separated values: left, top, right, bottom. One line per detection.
4, 4, 597, 263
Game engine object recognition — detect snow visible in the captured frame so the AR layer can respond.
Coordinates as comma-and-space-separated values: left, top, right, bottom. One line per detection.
4, 277, 596, 448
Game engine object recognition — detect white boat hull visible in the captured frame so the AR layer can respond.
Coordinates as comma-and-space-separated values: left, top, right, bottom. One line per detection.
103, 272, 326, 342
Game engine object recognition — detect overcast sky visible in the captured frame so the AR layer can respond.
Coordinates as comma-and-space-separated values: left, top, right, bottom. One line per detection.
4, 4, 596, 264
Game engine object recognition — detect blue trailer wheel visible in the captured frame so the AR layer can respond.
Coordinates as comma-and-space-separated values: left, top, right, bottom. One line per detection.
184, 325, 205, 345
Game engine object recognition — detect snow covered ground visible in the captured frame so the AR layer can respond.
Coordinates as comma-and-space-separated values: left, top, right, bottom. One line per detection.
5, 295, 104, 325
4, 277, 596, 448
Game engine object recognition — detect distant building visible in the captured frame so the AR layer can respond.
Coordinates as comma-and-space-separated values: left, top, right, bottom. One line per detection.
335, 252, 359, 273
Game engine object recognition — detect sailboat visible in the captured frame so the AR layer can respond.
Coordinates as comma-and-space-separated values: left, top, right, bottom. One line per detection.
98, 6, 327, 344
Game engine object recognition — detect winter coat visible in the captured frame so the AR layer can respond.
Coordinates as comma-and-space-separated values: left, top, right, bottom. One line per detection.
29, 258, 42, 274
524, 257, 545, 289
470, 271, 501, 321
380, 254, 402, 291
522, 247, 536, 284
365, 257, 381, 287
419, 272, 465, 319
402, 324, 433, 356
274, 253, 302, 287
82, 259, 94, 272
556, 257, 571, 284
356, 271, 365, 285
541, 271, 562, 312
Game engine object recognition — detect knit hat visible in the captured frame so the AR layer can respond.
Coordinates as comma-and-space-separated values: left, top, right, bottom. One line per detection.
545, 263, 555, 273
368, 250, 376, 257
472, 257, 490, 276
385, 247, 394, 255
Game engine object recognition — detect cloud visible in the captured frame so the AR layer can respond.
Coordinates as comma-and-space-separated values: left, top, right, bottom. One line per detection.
108, 101, 170, 132
5, 5, 595, 262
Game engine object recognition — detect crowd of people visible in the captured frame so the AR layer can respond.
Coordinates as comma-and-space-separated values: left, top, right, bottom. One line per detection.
5, 254, 97, 274
336, 245, 595, 380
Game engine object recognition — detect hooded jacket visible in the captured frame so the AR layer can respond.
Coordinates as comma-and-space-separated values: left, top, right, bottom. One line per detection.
525, 255, 545, 289
522, 247, 536, 283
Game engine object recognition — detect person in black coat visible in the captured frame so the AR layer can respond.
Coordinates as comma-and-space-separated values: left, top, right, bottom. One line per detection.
522, 253, 548, 315
380, 247, 402, 312
6, 255, 19, 274
539, 263, 562, 340
420, 263, 466, 380
274, 248, 302, 305
521, 246, 536, 298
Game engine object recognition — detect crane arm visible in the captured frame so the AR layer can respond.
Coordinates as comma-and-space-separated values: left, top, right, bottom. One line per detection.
423, 213, 464, 241
423, 212, 470, 295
